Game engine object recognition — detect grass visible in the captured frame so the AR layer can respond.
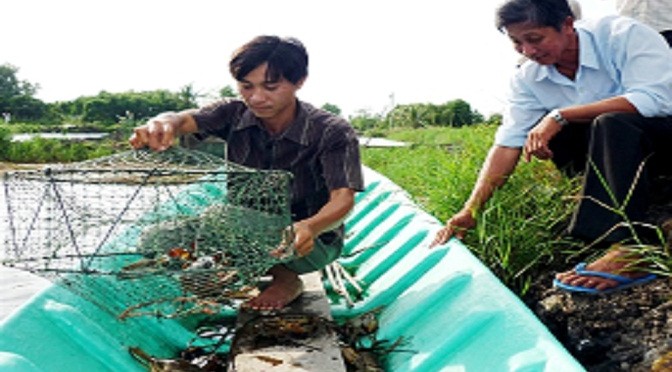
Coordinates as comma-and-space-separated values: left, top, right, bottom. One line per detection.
361, 124, 584, 294
4, 121, 667, 294
0, 123, 134, 163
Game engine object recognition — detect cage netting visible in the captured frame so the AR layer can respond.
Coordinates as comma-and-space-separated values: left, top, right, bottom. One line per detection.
1, 147, 295, 318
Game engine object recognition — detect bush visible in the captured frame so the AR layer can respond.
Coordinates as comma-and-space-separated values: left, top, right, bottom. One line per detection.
0, 126, 11, 159
5, 137, 117, 163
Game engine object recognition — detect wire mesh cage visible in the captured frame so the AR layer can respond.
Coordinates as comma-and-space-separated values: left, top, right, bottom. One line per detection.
1, 147, 294, 318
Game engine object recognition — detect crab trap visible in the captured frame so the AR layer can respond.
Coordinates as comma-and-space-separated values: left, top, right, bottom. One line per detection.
1, 147, 294, 318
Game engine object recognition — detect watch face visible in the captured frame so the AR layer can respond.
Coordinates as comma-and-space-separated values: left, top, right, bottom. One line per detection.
552, 110, 568, 126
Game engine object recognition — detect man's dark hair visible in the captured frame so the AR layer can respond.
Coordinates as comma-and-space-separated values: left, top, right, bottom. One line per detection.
229, 35, 308, 84
495, 0, 573, 32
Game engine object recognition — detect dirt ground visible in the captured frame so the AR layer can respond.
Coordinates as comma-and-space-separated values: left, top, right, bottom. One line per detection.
0, 162, 48, 172
523, 197, 672, 372
524, 268, 672, 371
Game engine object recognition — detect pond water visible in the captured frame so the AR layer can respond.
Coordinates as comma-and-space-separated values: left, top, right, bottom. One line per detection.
11, 132, 109, 142
358, 136, 408, 147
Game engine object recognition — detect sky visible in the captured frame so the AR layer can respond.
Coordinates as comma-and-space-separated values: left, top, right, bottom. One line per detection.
2, 0, 617, 118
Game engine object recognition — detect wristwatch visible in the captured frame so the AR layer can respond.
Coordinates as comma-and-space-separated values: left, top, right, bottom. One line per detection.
548, 109, 569, 127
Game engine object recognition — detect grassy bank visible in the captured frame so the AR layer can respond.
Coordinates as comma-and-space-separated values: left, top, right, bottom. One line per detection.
2, 122, 638, 295
0, 123, 133, 163
361, 125, 582, 294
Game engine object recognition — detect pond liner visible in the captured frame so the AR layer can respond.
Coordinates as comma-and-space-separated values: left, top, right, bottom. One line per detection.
328, 166, 585, 371
0, 165, 585, 371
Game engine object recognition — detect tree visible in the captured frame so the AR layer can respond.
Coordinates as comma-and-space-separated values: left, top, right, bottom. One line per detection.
377, 99, 484, 129
0, 126, 11, 159
387, 104, 434, 128
472, 110, 485, 124
321, 103, 341, 116
219, 85, 237, 98
0, 64, 38, 98
9, 95, 49, 121
441, 99, 473, 127
178, 84, 200, 108
349, 109, 383, 132
486, 113, 503, 125
0, 63, 43, 120
72, 90, 198, 124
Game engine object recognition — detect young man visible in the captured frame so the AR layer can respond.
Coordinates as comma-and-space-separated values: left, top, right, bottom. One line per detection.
432, 0, 672, 293
129, 35, 364, 310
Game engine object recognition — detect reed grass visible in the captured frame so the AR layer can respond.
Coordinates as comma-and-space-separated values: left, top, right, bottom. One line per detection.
361, 125, 584, 294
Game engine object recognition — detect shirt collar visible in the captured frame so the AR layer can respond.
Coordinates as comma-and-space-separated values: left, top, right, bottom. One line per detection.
235, 100, 310, 145
576, 27, 601, 70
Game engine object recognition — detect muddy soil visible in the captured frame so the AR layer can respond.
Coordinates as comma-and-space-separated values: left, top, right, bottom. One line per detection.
525, 268, 672, 371
524, 196, 672, 372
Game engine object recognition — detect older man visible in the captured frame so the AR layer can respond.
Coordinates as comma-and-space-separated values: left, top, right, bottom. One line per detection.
432, 0, 672, 294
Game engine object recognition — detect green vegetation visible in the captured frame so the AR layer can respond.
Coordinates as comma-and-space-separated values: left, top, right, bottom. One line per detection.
0, 121, 134, 163
2, 137, 120, 163
0, 59, 581, 294
0, 63, 204, 125
6, 60, 666, 296
0, 62, 214, 163
0, 64, 47, 122
361, 125, 583, 294
350, 99, 501, 136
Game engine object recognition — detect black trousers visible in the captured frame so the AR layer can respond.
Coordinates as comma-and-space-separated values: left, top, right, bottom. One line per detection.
548, 113, 672, 243
662, 30, 672, 47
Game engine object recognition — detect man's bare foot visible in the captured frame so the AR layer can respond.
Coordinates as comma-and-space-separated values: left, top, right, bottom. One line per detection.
241, 265, 304, 311
555, 245, 651, 291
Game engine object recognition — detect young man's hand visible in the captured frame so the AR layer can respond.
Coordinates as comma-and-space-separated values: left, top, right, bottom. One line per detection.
270, 223, 316, 259
290, 222, 316, 257
129, 113, 181, 151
